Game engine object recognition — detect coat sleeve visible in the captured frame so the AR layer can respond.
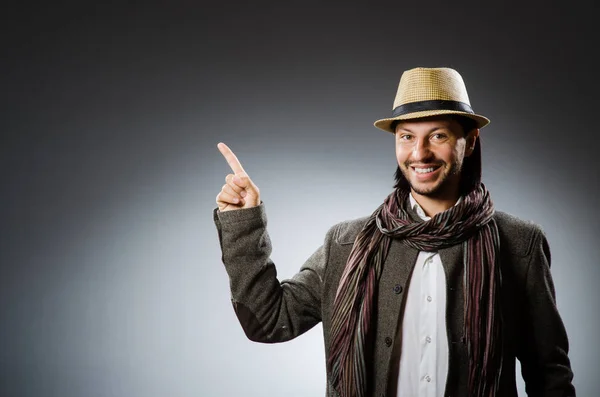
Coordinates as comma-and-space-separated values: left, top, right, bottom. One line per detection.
213, 203, 337, 343
518, 227, 576, 396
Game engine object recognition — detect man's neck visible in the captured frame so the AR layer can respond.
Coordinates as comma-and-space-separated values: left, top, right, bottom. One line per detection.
410, 190, 461, 218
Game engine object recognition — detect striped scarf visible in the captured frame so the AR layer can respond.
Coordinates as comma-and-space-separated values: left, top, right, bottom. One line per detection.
327, 183, 503, 397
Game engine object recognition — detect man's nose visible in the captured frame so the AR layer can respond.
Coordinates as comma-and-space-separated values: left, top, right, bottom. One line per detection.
411, 138, 431, 161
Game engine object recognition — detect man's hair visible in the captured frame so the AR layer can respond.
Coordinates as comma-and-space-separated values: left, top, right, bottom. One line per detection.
392, 115, 482, 195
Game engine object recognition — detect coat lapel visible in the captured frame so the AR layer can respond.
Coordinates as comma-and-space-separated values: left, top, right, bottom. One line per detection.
372, 237, 419, 395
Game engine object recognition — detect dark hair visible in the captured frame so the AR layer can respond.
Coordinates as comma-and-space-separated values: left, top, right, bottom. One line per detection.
392, 115, 481, 195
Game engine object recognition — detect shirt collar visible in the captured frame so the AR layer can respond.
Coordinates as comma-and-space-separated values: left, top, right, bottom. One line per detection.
409, 192, 463, 221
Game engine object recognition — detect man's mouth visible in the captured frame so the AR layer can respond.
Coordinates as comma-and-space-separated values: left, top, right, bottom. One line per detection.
410, 164, 442, 174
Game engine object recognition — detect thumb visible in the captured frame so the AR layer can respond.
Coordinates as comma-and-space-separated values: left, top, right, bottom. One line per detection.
234, 172, 259, 193
233, 172, 260, 208
233, 172, 252, 188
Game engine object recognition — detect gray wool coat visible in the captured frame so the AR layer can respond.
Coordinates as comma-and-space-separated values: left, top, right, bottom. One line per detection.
213, 202, 575, 397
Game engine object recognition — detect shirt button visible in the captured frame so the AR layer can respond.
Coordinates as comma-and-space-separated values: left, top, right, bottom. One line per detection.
425, 375, 432, 382
427, 296, 432, 302
426, 336, 431, 343
393, 284, 403, 294
384, 337, 392, 347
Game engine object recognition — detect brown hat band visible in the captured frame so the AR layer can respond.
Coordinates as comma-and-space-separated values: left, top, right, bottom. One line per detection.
392, 99, 474, 117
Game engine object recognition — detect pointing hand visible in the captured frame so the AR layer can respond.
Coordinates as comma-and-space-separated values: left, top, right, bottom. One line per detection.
216, 142, 261, 212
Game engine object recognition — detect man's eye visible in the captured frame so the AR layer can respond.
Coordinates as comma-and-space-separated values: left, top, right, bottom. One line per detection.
432, 133, 447, 140
400, 135, 412, 140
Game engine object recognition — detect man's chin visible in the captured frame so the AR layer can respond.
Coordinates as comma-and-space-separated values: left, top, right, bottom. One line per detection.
409, 182, 445, 198
411, 188, 441, 197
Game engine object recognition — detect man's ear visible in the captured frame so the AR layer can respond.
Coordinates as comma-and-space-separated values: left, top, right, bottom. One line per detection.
465, 128, 480, 157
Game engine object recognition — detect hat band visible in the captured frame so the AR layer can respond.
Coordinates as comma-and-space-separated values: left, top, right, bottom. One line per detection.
392, 100, 474, 117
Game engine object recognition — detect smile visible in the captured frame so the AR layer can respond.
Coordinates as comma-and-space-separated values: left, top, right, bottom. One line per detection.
411, 165, 441, 174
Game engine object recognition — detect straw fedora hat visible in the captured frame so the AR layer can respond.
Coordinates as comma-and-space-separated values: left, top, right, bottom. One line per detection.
373, 67, 490, 133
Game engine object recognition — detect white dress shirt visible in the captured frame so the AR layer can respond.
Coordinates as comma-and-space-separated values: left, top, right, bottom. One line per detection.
395, 194, 461, 397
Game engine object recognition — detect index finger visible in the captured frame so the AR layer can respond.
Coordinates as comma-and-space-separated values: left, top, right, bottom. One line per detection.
217, 142, 246, 175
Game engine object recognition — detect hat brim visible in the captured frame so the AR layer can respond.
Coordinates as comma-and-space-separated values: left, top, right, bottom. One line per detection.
373, 110, 490, 133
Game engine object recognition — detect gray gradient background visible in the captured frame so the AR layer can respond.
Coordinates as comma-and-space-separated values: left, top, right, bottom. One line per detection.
2, 2, 598, 396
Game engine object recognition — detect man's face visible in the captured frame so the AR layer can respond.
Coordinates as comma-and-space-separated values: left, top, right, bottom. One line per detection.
394, 116, 478, 199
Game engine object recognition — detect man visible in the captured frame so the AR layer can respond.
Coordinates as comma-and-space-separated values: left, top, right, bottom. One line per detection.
213, 67, 575, 396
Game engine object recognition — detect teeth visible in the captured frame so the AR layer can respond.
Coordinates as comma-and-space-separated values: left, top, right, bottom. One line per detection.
414, 167, 436, 174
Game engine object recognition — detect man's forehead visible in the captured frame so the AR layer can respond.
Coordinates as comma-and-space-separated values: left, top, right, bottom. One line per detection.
394, 116, 458, 132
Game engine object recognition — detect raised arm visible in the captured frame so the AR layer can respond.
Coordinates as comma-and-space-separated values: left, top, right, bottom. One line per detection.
214, 143, 334, 343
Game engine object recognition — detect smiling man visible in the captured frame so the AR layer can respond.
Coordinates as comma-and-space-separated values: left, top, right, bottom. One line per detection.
213, 67, 576, 396
394, 115, 478, 215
